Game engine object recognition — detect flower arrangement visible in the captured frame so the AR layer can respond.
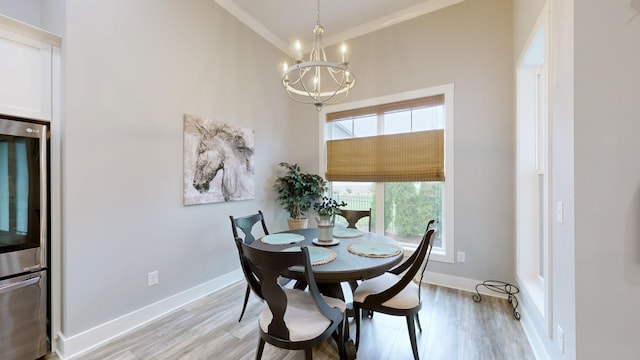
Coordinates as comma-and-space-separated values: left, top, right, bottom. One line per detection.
313, 196, 347, 217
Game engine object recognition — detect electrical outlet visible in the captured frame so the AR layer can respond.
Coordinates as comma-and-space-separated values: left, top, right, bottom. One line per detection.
557, 325, 564, 353
147, 271, 159, 287
457, 251, 466, 263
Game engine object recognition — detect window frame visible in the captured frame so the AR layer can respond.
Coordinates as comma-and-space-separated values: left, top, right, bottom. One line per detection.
319, 84, 454, 263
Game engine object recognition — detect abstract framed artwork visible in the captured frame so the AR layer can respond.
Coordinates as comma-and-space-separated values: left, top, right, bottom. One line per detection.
183, 114, 255, 205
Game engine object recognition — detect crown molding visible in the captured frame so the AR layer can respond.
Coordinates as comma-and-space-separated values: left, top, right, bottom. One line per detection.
214, 0, 290, 54
215, 0, 464, 58
323, 0, 464, 48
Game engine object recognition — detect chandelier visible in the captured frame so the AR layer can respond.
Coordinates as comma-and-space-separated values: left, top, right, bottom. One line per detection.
282, 0, 355, 111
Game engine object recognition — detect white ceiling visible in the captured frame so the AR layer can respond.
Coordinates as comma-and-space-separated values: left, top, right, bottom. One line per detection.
214, 0, 464, 57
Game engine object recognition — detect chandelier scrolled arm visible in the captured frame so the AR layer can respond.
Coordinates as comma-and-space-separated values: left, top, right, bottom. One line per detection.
282, 61, 355, 110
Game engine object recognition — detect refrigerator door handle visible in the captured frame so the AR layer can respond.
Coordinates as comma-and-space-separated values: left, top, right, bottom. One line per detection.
0, 276, 41, 295
23, 265, 42, 272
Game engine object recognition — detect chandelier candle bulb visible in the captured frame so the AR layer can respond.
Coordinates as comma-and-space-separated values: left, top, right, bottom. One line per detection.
295, 40, 302, 61
341, 43, 347, 63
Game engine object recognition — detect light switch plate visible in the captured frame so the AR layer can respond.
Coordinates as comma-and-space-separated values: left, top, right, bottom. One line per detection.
147, 271, 159, 287
556, 201, 564, 224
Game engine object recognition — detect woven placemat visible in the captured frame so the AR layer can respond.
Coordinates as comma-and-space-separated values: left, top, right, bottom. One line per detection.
281, 246, 337, 265
261, 233, 305, 245
333, 228, 364, 238
348, 241, 402, 258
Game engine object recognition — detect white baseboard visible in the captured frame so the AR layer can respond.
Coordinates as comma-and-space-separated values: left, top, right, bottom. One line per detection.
55, 270, 243, 360
518, 305, 551, 360
423, 271, 511, 299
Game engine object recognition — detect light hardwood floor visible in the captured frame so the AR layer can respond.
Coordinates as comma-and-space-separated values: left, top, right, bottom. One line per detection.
48, 282, 534, 360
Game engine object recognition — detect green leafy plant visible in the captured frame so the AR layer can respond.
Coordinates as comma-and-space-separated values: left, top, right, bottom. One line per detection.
274, 162, 327, 220
314, 196, 347, 217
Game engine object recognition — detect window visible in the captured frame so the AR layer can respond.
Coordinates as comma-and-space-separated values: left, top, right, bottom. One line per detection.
516, 16, 550, 327
320, 85, 454, 263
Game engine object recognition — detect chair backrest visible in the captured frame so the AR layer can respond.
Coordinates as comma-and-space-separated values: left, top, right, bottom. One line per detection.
363, 224, 436, 307
230, 210, 269, 245
389, 219, 436, 276
336, 208, 371, 231
234, 236, 263, 300
234, 238, 343, 340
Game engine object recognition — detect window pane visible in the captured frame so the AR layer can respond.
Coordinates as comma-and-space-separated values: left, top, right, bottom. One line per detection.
383, 111, 411, 134
412, 106, 444, 131
330, 116, 377, 139
330, 182, 375, 231
353, 115, 377, 137
383, 182, 442, 248
330, 119, 353, 140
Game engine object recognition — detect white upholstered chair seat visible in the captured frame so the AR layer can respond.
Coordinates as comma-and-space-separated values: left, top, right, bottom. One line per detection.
353, 272, 420, 309
259, 288, 346, 342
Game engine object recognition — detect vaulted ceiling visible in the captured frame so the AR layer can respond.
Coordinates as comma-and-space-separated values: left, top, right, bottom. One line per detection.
214, 0, 463, 56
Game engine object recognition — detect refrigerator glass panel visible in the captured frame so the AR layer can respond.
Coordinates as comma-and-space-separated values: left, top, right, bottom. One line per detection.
0, 132, 41, 255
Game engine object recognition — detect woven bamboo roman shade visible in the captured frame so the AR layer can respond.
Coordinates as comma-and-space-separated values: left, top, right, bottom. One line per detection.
325, 94, 445, 182
326, 129, 444, 182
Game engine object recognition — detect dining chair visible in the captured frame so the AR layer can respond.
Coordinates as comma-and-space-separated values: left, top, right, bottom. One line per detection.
336, 208, 371, 231
230, 210, 269, 322
234, 237, 353, 360
352, 221, 436, 360
335, 208, 372, 293
230, 210, 269, 246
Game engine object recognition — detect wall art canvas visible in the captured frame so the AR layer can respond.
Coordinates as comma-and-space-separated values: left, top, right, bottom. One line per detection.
183, 114, 255, 205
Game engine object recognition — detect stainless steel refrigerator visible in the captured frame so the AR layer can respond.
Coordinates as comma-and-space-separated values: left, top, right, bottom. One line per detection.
0, 117, 49, 359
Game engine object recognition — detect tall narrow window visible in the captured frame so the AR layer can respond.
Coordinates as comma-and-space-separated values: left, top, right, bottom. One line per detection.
517, 20, 550, 322
320, 85, 454, 263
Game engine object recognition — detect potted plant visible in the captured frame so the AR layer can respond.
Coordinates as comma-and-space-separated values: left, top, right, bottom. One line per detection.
313, 196, 347, 242
274, 162, 327, 229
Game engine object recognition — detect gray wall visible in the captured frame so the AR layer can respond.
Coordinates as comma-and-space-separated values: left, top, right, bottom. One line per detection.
574, 1, 640, 358
328, 0, 515, 282
60, 0, 315, 336
0, 0, 41, 26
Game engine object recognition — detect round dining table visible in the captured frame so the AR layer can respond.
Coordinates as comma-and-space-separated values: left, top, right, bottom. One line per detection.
252, 227, 404, 300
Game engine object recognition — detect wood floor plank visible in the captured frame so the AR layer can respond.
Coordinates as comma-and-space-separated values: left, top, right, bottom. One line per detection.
47, 281, 534, 360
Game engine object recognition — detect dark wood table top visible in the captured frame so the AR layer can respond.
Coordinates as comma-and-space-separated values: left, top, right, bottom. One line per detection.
251, 228, 404, 284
